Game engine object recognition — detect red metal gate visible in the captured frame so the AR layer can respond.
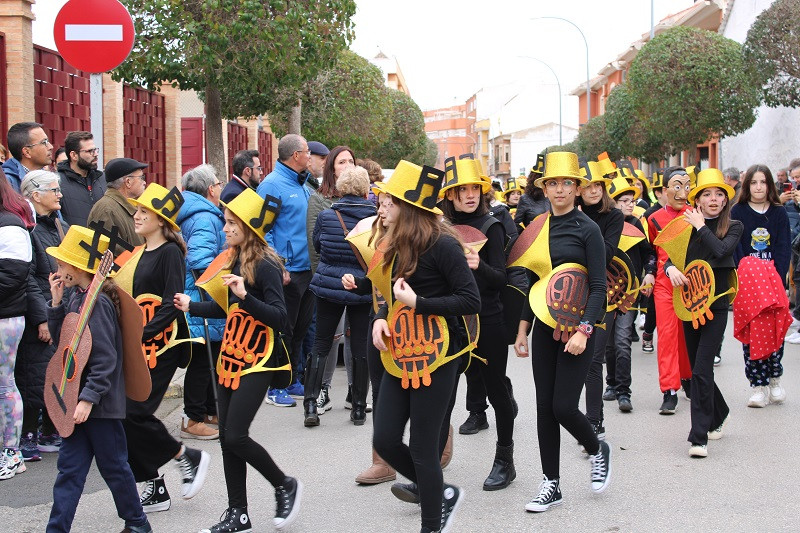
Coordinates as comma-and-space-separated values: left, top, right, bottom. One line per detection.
0, 32, 7, 148
181, 117, 204, 176
33, 45, 91, 152
258, 129, 273, 175
123, 85, 166, 186
227, 122, 248, 177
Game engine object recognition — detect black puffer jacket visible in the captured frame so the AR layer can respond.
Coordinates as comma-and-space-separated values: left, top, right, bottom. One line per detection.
16, 211, 71, 409
57, 160, 106, 227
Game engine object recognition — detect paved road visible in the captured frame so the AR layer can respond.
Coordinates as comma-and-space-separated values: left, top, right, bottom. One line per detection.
3, 315, 799, 532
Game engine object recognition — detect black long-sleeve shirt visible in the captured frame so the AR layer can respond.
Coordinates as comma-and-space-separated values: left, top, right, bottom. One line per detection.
625, 215, 653, 280
521, 209, 607, 326
451, 211, 507, 321
132, 241, 185, 341
581, 202, 624, 266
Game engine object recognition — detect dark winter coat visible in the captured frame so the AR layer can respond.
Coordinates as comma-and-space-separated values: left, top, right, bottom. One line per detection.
309, 195, 376, 306
56, 160, 106, 226
514, 193, 551, 228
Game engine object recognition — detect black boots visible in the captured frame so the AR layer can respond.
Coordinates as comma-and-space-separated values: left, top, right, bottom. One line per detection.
303, 399, 319, 427
350, 353, 369, 426
483, 442, 516, 491
302, 354, 323, 427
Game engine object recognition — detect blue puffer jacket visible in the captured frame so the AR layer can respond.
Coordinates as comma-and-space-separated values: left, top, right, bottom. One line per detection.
176, 191, 226, 340
310, 195, 377, 305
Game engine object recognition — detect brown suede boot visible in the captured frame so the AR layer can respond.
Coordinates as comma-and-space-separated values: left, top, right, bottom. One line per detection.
440, 424, 454, 469
355, 448, 396, 484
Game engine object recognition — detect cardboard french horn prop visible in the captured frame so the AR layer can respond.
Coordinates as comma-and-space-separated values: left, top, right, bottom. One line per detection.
653, 217, 738, 328
606, 222, 652, 313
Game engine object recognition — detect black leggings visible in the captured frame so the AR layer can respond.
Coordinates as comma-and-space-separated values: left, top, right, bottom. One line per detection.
531, 321, 599, 480
473, 317, 514, 446
585, 313, 615, 425
184, 340, 220, 421
643, 294, 656, 335
217, 371, 286, 508
683, 313, 729, 446
373, 360, 459, 531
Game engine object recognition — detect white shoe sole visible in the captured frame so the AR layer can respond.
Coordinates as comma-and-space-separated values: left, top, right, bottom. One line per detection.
265, 398, 296, 407
591, 444, 611, 494
317, 402, 332, 414
747, 399, 767, 408
274, 479, 303, 530
182, 450, 210, 500
689, 446, 708, 458
180, 429, 219, 440
525, 498, 563, 512
142, 500, 171, 513
441, 487, 464, 533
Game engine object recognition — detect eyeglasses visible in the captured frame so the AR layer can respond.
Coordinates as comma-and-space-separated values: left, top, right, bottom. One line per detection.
79, 148, 100, 155
25, 138, 51, 149
294, 150, 311, 156
212, 181, 223, 188
544, 179, 576, 188
128, 173, 146, 182
616, 198, 635, 205
39, 187, 62, 195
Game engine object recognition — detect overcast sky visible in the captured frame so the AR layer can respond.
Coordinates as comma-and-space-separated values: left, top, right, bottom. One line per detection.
32, 0, 694, 122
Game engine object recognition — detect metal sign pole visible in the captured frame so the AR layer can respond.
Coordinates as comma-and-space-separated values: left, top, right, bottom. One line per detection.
90, 73, 104, 165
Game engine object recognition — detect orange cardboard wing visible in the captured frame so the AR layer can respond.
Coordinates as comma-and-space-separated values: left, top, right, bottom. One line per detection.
454, 224, 488, 252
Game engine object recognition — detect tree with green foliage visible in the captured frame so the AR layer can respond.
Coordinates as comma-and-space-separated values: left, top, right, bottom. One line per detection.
743, 0, 800, 108
365, 89, 430, 168
542, 141, 579, 155
114, 0, 355, 174
626, 26, 760, 157
604, 84, 671, 163
573, 115, 619, 161
268, 51, 392, 156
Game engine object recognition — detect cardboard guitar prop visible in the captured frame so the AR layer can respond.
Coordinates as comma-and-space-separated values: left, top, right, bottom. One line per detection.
45, 251, 152, 437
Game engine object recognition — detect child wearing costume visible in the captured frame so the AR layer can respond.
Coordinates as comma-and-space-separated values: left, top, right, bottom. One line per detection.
45, 226, 151, 533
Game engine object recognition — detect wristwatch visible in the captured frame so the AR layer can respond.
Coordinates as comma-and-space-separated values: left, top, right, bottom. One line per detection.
577, 321, 594, 338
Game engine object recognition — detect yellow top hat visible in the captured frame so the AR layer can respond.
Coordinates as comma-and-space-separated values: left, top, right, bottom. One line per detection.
651, 169, 664, 189
615, 160, 636, 180
579, 159, 610, 187
441, 155, 491, 197
534, 152, 588, 188
595, 155, 617, 178
503, 176, 527, 198
382, 160, 446, 214
688, 168, 735, 204
686, 165, 699, 188
607, 176, 641, 200
47, 225, 111, 274
220, 188, 281, 243
128, 183, 184, 232
371, 181, 386, 198
633, 169, 651, 195
532, 153, 546, 175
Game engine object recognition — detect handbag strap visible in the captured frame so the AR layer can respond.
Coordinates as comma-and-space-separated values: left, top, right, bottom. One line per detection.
334, 210, 368, 272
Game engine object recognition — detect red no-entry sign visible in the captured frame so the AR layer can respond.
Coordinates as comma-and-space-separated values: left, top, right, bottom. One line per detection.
53, 0, 135, 73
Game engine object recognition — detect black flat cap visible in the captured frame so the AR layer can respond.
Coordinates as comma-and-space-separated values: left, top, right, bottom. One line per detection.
104, 158, 148, 182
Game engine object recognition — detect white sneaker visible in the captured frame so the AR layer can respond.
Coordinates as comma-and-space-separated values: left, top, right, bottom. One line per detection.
790, 317, 800, 329
768, 378, 786, 404
785, 331, 800, 343
747, 386, 769, 408
635, 313, 646, 330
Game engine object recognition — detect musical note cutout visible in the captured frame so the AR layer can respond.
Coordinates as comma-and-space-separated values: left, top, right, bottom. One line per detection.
404, 165, 445, 211
250, 194, 282, 233
150, 186, 184, 219
78, 229, 106, 270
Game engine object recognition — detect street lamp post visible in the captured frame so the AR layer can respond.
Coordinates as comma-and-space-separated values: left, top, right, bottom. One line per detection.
519, 56, 562, 145
532, 16, 590, 124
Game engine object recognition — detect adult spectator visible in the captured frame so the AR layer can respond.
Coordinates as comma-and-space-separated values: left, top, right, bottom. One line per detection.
776, 168, 789, 186
2, 122, 52, 192
256, 134, 312, 406
86, 158, 147, 255
57, 131, 106, 226
306, 141, 329, 191
176, 164, 225, 440
220, 149, 262, 203
723, 167, 741, 203
0, 144, 9, 163
53, 147, 68, 166
358, 158, 382, 205
17, 170, 71, 461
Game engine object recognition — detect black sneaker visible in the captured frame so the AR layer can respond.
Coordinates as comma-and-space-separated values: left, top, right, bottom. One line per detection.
642, 333, 654, 353
602, 386, 616, 401
140, 475, 170, 513
174, 447, 210, 499
617, 395, 633, 413
589, 440, 612, 493
274, 476, 303, 530
525, 476, 562, 512
121, 521, 153, 533
440, 484, 464, 533
659, 391, 678, 415
199, 507, 252, 533
390, 481, 420, 504
458, 411, 489, 435
592, 422, 606, 441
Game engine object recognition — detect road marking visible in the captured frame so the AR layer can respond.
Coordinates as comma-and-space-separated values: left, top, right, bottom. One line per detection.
65, 24, 123, 41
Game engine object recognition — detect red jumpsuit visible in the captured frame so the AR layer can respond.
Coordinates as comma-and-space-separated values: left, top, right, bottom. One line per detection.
648, 206, 692, 392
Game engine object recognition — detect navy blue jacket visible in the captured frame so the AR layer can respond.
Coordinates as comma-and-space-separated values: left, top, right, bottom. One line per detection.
1, 158, 26, 192
176, 191, 226, 341
731, 202, 791, 279
310, 195, 376, 305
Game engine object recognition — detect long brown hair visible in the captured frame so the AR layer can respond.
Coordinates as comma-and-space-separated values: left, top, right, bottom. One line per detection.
100, 279, 121, 317
694, 187, 732, 239
161, 224, 187, 256
225, 211, 285, 285
738, 164, 781, 206
320, 146, 356, 199
382, 199, 461, 280
580, 183, 614, 213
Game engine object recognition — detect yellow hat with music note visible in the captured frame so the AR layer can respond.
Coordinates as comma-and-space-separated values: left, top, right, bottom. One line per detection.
440, 155, 491, 196
128, 183, 184, 231
534, 152, 587, 188
503, 176, 527, 198
47, 225, 111, 274
220, 187, 282, 243
608, 176, 640, 200
382, 160, 446, 214
595, 155, 617, 178
688, 168, 734, 204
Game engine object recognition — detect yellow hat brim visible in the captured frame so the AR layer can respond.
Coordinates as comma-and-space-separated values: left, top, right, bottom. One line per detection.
46, 245, 104, 275
688, 183, 735, 204
533, 176, 590, 188
610, 185, 640, 200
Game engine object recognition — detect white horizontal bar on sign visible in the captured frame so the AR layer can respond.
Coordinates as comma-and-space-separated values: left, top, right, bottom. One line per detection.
64, 24, 124, 41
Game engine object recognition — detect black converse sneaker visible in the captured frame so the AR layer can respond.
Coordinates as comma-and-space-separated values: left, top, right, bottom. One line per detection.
274, 476, 303, 530
174, 447, 210, 499
525, 476, 562, 512
139, 474, 171, 513
199, 507, 252, 533
440, 484, 464, 533
390, 482, 420, 504
590, 440, 612, 493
